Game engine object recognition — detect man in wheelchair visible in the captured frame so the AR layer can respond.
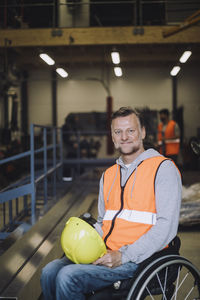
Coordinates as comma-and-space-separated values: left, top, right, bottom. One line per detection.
41, 106, 183, 300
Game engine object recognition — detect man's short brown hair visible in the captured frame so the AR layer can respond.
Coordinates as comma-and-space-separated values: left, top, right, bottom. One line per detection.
111, 107, 144, 128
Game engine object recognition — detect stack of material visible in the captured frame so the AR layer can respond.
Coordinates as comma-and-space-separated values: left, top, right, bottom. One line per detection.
180, 183, 200, 226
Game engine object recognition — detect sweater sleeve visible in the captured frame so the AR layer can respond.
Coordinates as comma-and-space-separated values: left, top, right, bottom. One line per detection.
93, 173, 105, 237
119, 160, 182, 264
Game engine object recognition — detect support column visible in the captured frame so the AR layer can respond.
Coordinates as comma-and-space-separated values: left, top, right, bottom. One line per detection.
106, 96, 114, 155
52, 70, 57, 127
20, 71, 29, 150
3, 93, 8, 129
172, 76, 177, 120
21, 71, 28, 136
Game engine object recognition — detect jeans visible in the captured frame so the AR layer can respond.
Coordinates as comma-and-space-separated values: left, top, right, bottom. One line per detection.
40, 256, 139, 300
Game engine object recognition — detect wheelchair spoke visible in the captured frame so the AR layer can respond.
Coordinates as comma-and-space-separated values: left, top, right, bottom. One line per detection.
127, 256, 200, 300
156, 272, 168, 300
184, 286, 195, 300
170, 267, 198, 300
171, 267, 188, 300
145, 286, 155, 300
174, 266, 182, 300
163, 267, 169, 295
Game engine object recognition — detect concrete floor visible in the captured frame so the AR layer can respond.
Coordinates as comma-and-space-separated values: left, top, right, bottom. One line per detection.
179, 170, 200, 270
178, 229, 200, 269
1, 169, 200, 300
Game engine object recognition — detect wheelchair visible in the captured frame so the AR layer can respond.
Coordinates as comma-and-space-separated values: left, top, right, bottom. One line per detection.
87, 236, 200, 300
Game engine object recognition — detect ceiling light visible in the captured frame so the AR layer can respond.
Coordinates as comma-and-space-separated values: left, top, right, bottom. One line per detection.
56, 68, 68, 78
39, 53, 55, 65
179, 50, 192, 63
170, 66, 181, 76
114, 67, 122, 77
111, 51, 120, 64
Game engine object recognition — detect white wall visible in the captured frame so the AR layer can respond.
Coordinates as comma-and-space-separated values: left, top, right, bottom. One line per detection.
27, 65, 200, 141
110, 67, 171, 111
57, 79, 108, 126
28, 70, 52, 127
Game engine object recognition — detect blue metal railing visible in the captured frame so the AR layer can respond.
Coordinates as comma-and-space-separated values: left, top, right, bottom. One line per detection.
0, 124, 63, 238
0, 125, 116, 239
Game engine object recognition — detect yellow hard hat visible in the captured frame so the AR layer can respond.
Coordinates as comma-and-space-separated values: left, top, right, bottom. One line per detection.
61, 217, 107, 264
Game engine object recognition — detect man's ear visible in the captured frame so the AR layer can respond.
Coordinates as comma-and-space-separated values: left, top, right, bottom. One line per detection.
110, 126, 114, 142
111, 132, 115, 143
142, 126, 146, 140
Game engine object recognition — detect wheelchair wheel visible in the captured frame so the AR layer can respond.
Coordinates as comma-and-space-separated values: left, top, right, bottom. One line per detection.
126, 255, 200, 300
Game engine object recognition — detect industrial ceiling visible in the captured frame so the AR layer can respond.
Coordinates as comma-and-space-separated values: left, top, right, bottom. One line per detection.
0, 1, 200, 72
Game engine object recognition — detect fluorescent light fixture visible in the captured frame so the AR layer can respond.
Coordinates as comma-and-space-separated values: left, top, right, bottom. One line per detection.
114, 67, 122, 77
111, 51, 120, 64
170, 66, 181, 76
56, 68, 68, 78
39, 53, 55, 65
179, 50, 192, 63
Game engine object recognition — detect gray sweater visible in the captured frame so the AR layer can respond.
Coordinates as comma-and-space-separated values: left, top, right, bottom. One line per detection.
94, 148, 182, 264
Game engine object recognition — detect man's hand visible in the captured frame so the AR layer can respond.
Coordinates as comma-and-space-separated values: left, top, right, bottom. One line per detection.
93, 250, 122, 268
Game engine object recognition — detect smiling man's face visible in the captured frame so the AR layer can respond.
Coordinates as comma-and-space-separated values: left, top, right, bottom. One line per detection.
111, 113, 146, 160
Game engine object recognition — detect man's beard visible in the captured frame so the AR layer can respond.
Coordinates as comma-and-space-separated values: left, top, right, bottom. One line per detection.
118, 145, 140, 155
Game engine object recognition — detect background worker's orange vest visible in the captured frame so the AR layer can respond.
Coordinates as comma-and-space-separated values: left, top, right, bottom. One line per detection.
102, 156, 168, 250
157, 120, 180, 155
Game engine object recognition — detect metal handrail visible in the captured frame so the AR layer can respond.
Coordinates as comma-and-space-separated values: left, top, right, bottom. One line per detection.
0, 123, 63, 238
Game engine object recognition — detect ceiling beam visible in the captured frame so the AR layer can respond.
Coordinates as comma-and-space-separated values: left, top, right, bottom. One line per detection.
0, 26, 200, 48
163, 10, 200, 38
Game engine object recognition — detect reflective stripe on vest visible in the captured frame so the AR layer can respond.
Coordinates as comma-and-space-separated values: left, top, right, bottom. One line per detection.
104, 209, 157, 225
165, 138, 180, 144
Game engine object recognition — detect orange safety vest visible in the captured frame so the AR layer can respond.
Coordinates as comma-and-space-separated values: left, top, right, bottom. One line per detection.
157, 120, 180, 155
102, 156, 168, 250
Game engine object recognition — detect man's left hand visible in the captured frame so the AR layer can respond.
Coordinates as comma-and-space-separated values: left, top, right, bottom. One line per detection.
93, 250, 122, 268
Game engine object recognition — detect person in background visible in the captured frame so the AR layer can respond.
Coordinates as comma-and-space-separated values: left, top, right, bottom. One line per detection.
41, 106, 182, 300
62, 114, 79, 159
157, 108, 180, 164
